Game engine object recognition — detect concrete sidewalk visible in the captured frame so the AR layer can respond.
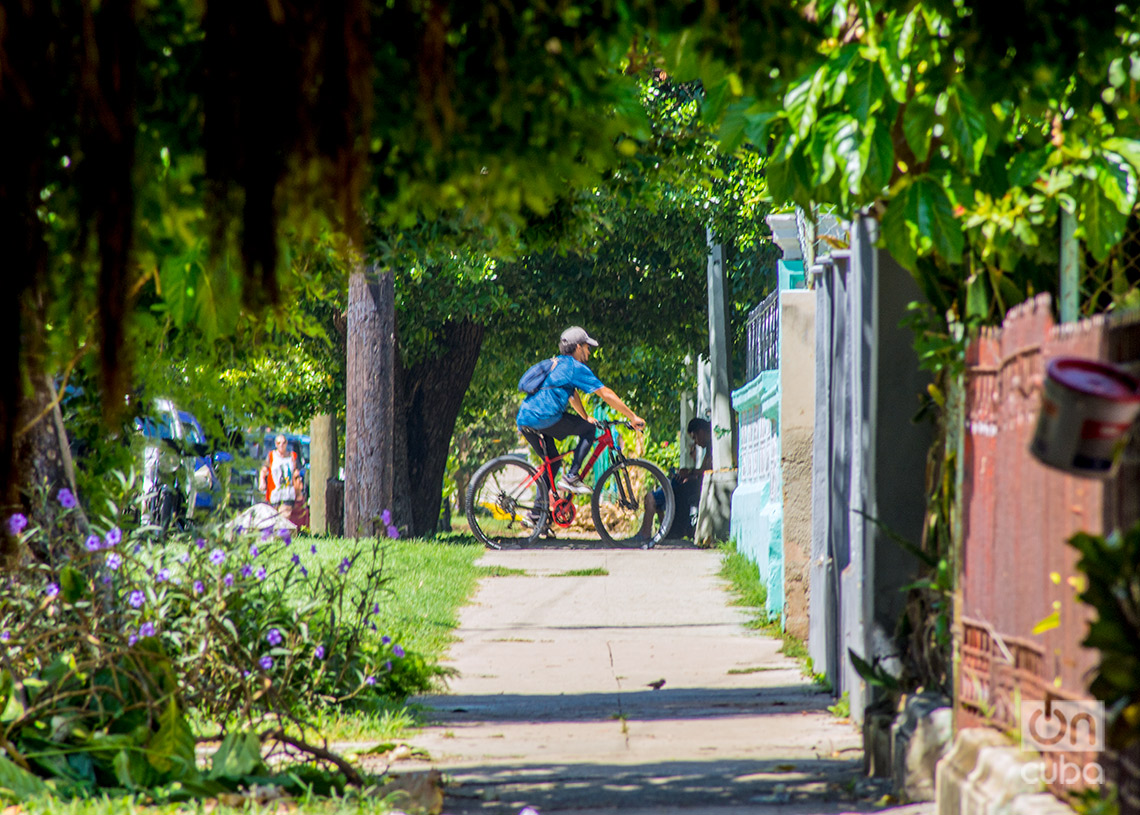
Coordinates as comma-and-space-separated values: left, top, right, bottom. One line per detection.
392, 543, 931, 815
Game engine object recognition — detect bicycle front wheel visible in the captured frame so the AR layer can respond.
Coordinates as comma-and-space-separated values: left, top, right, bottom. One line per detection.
466, 456, 548, 548
591, 458, 674, 547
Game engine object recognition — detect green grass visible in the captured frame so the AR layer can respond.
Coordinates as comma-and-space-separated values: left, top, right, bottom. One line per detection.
16, 791, 401, 814
281, 534, 485, 660
718, 541, 770, 628
726, 665, 781, 675
550, 567, 608, 577
718, 541, 819, 680
475, 564, 529, 577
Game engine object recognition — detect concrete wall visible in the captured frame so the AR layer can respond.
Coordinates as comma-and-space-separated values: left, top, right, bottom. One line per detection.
779, 290, 815, 641
809, 216, 931, 723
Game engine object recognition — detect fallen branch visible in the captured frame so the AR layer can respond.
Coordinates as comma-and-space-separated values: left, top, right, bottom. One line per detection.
259, 728, 366, 787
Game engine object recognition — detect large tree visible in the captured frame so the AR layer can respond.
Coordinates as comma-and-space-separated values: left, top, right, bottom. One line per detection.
6, 0, 1136, 553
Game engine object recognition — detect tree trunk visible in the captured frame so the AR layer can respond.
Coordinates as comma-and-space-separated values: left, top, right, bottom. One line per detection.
344, 265, 395, 538
396, 319, 484, 537
11, 373, 86, 564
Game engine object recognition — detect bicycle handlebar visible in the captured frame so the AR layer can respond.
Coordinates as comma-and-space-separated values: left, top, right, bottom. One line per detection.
596, 418, 643, 431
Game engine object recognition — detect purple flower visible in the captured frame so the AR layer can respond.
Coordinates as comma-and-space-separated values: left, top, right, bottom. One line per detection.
291, 553, 300, 565
261, 528, 273, 542
310, 544, 317, 554
300, 566, 308, 578
6, 513, 27, 535
249, 544, 259, 558
195, 537, 206, 550
139, 622, 155, 637
209, 548, 226, 566
365, 675, 376, 685
386, 525, 400, 540
178, 551, 190, 564
242, 670, 251, 678
129, 590, 145, 608
266, 628, 283, 646
101, 575, 112, 585
314, 645, 325, 659
259, 655, 273, 670
105, 527, 122, 547
84, 534, 102, 552
339, 557, 351, 575
106, 552, 122, 571
369, 622, 377, 631
381, 635, 391, 645
384, 659, 393, 671
128, 634, 138, 646
381, 509, 392, 525
45, 582, 59, 599
277, 528, 291, 545
372, 602, 380, 615
193, 580, 204, 594
58, 488, 77, 509
519, 808, 540, 815
156, 568, 171, 583
241, 564, 253, 578
0, 631, 9, 642
224, 573, 234, 587
393, 644, 405, 658
255, 566, 267, 580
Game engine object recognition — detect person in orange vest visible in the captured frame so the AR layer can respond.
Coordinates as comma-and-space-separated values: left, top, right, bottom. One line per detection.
262, 434, 302, 517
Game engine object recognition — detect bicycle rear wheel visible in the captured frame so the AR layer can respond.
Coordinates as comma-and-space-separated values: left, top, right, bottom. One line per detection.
466, 456, 548, 548
591, 458, 674, 547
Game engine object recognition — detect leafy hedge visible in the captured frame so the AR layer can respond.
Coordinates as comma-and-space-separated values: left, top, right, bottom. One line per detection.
0, 488, 439, 801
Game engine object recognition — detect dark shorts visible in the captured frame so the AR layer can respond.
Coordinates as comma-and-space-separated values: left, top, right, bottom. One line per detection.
657, 474, 704, 537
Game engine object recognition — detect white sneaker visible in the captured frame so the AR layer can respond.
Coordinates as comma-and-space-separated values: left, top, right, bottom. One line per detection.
557, 473, 592, 495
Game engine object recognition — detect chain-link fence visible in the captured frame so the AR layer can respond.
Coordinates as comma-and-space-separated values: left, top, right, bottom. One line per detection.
1081, 210, 1140, 316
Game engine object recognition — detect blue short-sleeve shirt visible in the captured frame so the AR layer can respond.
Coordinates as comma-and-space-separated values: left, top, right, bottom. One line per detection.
516, 356, 604, 430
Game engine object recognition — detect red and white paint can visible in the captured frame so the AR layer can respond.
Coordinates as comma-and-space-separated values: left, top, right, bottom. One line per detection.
1030, 357, 1140, 478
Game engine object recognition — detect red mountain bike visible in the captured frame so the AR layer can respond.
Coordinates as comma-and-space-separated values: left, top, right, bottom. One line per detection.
465, 419, 675, 549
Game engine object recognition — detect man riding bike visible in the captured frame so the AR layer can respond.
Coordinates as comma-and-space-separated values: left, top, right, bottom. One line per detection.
516, 326, 646, 495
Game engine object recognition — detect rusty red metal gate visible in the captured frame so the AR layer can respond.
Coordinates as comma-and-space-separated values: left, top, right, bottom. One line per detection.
960, 293, 1140, 802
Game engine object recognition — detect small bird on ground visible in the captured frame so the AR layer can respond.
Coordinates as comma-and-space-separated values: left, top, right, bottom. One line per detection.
646, 678, 666, 690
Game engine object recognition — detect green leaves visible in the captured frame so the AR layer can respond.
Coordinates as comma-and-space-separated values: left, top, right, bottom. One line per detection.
783, 67, 827, 141
845, 57, 888, 122
1078, 175, 1130, 262
881, 176, 964, 268
902, 96, 936, 163
209, 731, 268, 780
944, 88, 987, 173
0, 755, 48, 803
148, 696, 196, 776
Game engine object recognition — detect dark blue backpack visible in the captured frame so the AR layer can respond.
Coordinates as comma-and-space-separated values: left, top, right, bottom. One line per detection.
518, 357, 559, 395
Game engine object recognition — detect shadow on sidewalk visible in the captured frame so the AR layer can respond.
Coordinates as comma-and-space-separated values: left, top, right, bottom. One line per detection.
421, 684, 838, 725
407, 756, 883, 815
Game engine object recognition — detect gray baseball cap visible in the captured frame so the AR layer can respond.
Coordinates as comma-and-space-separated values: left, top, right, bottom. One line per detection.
560, 326, 599, 350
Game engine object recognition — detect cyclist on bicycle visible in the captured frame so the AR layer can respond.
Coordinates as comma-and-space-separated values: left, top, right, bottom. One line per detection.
517, 326, 646, 495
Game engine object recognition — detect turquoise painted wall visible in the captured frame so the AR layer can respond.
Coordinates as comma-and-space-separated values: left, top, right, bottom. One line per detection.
730, 371, 783, 622
728, 260, 808, 627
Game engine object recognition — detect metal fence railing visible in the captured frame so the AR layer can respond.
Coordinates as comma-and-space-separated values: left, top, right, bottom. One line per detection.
745, 289, 779, 382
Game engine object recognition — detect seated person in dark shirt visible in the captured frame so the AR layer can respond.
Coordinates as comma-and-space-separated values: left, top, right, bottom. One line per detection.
639, 417, 712, 540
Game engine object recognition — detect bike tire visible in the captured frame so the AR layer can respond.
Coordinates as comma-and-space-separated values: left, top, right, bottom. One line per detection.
591, 458, 674, 547
466, 456, 548, 548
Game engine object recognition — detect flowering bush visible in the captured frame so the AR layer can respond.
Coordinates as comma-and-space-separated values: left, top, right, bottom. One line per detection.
0, 488, 438, 796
